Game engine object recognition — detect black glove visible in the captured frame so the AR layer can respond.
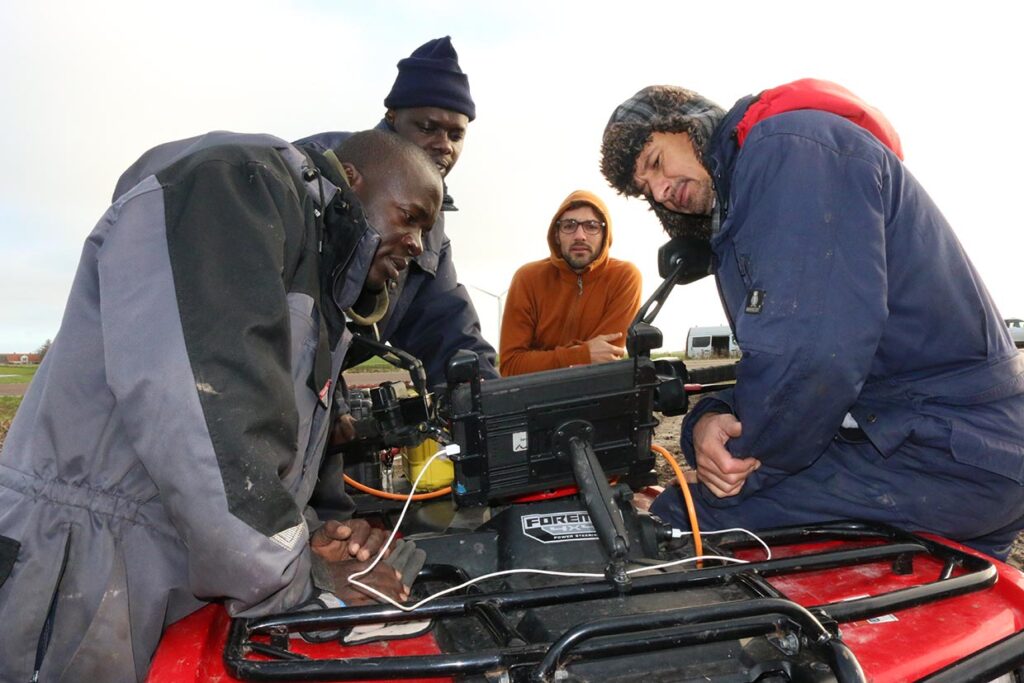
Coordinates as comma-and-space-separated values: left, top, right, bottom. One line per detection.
384, 538, 427, 588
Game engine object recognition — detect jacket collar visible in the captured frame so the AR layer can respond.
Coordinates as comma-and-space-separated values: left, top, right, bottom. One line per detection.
734, 79, 903, 159
297, 144, 381, 317
707, 94, 758, 224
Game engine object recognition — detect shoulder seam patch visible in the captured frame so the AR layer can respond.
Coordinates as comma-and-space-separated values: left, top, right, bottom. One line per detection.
269, 521, 307, 551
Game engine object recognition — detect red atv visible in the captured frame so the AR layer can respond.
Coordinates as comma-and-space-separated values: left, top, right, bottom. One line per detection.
148, 238, 1024, 683
149, 520, 1024, 682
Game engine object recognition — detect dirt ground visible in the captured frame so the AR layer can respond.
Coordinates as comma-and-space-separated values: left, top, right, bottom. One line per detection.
651, 410, 1024, 570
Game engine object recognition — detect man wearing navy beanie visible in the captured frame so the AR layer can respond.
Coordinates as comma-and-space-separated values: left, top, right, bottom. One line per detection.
295, 37, 498, 521
296, 36, 494, 387
384, 36, 476, 122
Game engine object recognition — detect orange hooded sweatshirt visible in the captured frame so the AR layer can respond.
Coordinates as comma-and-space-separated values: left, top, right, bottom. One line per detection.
499, 190, 642, 376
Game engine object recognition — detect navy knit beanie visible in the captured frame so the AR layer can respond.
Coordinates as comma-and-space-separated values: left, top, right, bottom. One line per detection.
384, 36, 476, 121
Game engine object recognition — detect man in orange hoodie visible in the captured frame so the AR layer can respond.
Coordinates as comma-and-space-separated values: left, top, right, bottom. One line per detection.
499, 190, 642, 376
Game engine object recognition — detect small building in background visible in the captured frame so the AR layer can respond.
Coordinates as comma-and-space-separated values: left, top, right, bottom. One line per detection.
685, 326, 739, 359
3, 354, 42, 365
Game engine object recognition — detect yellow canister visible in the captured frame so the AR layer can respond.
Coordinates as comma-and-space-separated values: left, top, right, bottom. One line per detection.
401, 437, 454, 491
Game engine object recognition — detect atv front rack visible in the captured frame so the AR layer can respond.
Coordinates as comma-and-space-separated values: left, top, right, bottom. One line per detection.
224, 521, 1014, 683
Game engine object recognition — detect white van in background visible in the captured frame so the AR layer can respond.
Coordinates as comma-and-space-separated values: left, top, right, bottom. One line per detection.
686, 325, 740, 359
1005, 319, 1024, 349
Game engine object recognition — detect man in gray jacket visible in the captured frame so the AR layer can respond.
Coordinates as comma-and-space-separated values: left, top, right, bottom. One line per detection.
0, 130, 441, 682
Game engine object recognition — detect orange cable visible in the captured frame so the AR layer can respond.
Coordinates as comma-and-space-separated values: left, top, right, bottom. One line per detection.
343, 474, 452, 501
651, 444, 703, 560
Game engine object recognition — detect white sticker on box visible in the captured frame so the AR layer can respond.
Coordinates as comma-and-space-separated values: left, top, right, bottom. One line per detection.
513, 431, 528, 452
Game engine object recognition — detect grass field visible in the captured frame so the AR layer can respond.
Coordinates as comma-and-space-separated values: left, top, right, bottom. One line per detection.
345, 357, 395, 373
0, 396, 20, 422
0, 396, 20, 448
0, 365, 37, 384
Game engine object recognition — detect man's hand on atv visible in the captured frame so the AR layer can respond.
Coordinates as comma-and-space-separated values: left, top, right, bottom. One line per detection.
311, 519, 391, 562
329, 559, 409, 606
692, 412, 760, 498
329, 413, 358, 447
328, 539, 426, 607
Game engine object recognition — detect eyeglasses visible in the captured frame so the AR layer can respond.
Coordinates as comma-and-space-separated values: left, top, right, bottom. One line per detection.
556, 218, 605, 235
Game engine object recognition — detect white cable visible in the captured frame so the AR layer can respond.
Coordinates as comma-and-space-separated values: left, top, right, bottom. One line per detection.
347, 445, 609, 612
347, 449, 774, 613
352, 566, 607, 612
353, 556, 753, 613
671, 527, 773, 561
623, 528, 773, 576
626, 555, 749, 575
347, 445, 458, 583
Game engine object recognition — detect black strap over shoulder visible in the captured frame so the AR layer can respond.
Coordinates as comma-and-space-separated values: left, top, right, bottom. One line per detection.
0, 534, 19, 587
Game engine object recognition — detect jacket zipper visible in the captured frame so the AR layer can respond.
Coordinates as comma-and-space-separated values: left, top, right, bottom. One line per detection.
33, 528, 72, 681
577, 274, 583, 296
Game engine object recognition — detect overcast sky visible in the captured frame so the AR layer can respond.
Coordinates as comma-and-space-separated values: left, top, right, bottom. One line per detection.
1, 1, 1021, 354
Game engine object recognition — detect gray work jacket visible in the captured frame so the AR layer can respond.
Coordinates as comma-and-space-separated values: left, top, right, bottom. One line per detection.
0, 131, 378, 681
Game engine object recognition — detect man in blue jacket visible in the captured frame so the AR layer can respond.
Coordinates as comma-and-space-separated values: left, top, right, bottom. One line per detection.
600, 79, 1024, 559
296, 36, 497, 386
298, 37, 498, 519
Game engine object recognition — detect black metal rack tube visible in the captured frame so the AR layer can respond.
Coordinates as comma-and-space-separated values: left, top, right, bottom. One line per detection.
529, 597, 865, 682
243, 542, 930, 636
